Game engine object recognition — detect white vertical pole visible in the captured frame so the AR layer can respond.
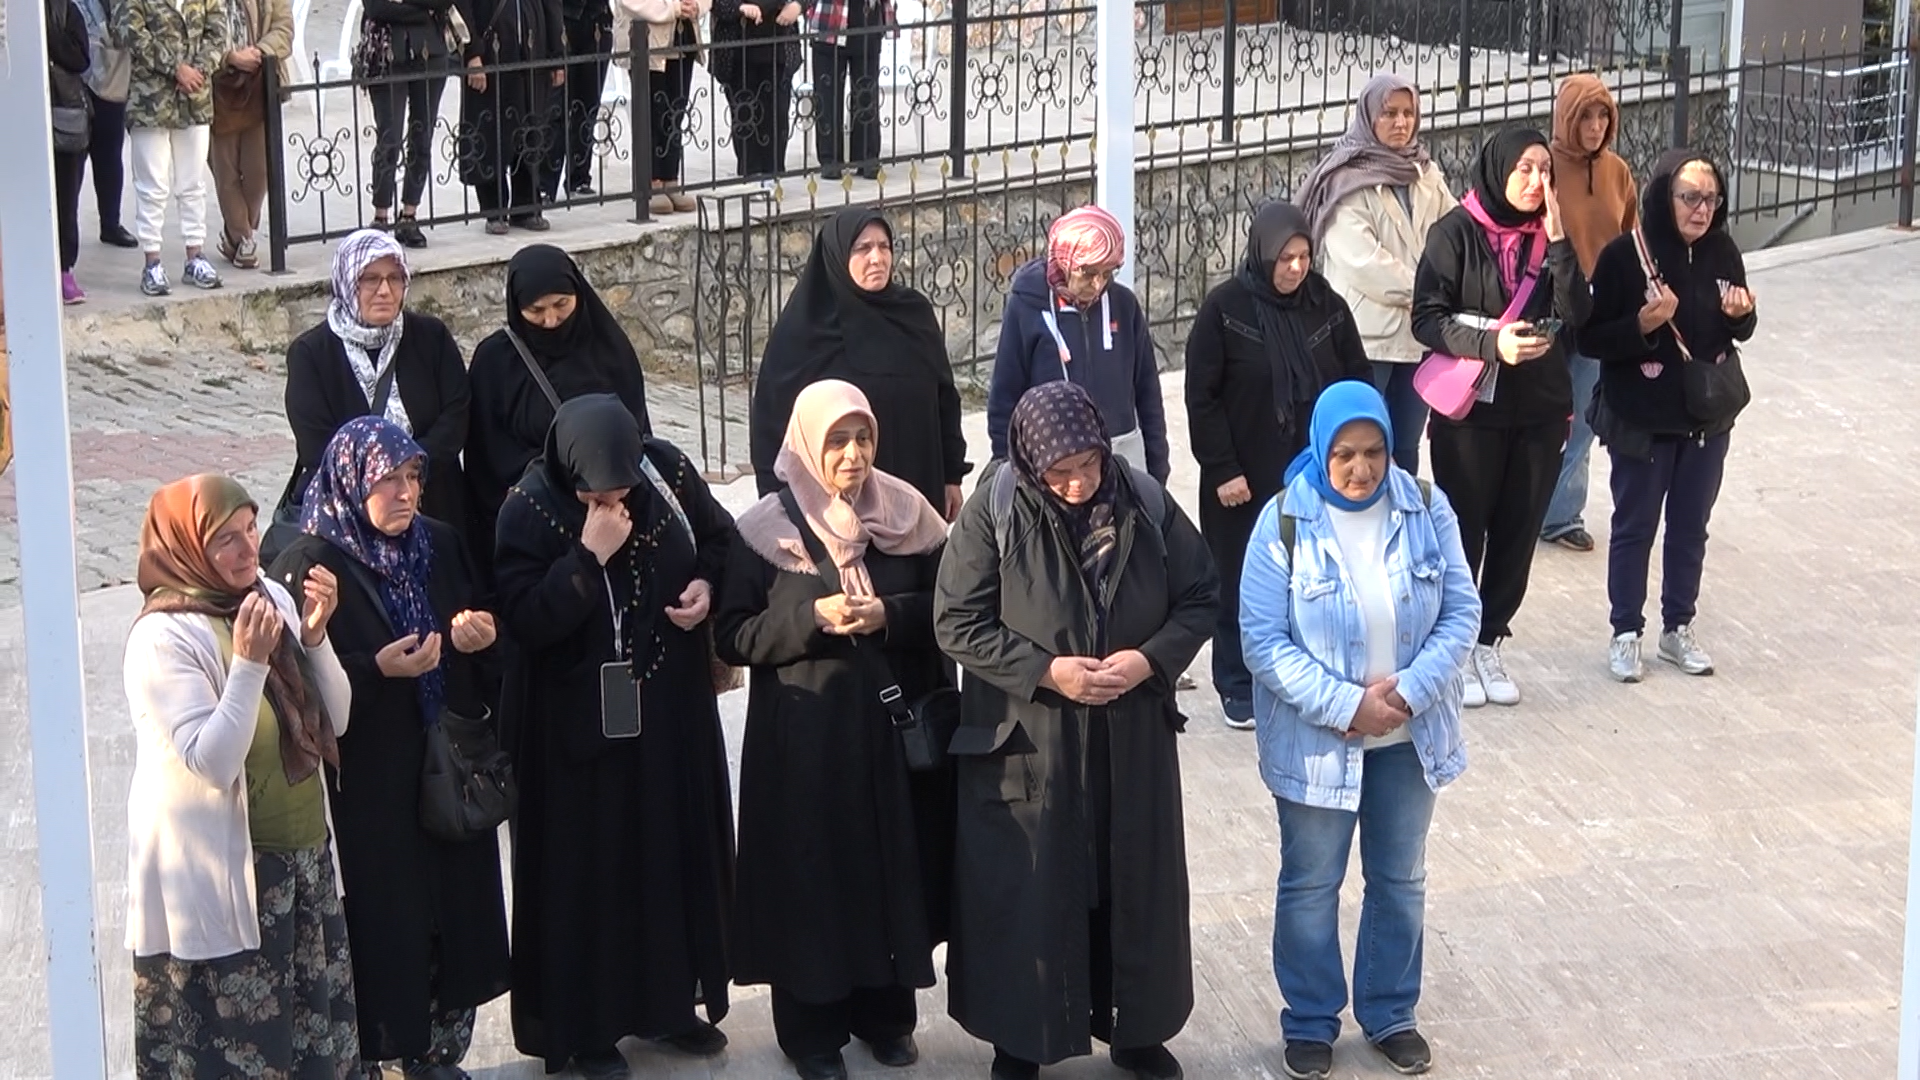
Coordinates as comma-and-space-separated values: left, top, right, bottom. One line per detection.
0, 0, 110, 1074
1900, 675, 1920, 1080
1093, 0, 1136, 289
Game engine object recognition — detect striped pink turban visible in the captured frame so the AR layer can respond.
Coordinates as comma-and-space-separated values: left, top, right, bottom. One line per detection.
1045, 205, 1126, 295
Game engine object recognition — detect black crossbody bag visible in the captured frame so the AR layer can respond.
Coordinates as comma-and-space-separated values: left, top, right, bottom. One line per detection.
776, 488, 958, 772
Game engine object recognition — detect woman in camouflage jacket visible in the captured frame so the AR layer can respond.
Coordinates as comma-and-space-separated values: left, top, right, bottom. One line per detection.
112, 0, 229, 296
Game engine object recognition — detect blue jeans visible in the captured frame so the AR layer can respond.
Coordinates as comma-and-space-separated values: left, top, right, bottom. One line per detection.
1369, 362, 1429, 475
1541, 351, 1600, 539
1273, 742, 1435, 1045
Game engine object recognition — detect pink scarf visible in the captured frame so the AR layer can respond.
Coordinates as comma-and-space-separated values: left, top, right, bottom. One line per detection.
1462, 188, 1545, 298
734, 380, 948, 596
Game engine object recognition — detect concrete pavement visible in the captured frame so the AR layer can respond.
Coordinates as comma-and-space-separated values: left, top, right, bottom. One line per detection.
0, 228, 1916, 1077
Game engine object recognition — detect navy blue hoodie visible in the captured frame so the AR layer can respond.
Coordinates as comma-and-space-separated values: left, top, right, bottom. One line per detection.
986, 258, 1170, 481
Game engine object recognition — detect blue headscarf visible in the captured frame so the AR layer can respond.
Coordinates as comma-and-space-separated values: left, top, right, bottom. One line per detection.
1283, 381, 1395, 511
301, 416, 444, 725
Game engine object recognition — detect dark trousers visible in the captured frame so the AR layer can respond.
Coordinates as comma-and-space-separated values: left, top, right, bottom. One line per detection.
54, 150, 84, 271
648, 54, 694, 183
811, 35, 880, 167
1428, 419, 1564, 643
83, 89, 129, 230
1199, 494, 1259, 715
1369, 361, 1430, 475
1607, 433, 1729, 635
474, 159, 540, 220
368, 64, 447, 209
731, 59, 794, 176
770, 985, 915, 1061
547, 17, 611, 196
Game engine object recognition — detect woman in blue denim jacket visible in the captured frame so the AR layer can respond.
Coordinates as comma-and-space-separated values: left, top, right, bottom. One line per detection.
1238, 381, 1479, 1080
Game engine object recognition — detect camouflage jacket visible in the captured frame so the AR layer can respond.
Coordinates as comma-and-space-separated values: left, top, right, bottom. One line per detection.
112, 0, 230, 128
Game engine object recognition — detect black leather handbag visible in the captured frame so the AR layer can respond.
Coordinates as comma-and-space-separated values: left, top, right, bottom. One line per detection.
777, 489, 958, 772
419, 705, 516, 842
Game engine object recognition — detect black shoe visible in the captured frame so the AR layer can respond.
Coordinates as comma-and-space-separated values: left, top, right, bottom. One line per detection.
1282, 1037, 1328, 1076
657, 1020, 728, 1056
101, 224, 139, 248
1281, 1040, 1332, 1080
1111, 1043, 1182, 1080
990, 1048, 1039, 1080
792, 1050, 847, 1080
571, 1048, 631, 1080
856, 164, 880, 180
513, 213, 552, 232
867, 1034, 917, 1067
1546, 526, 1595, 552
819, 165, 844, 181
1373, 1029, 1432, 1074
393, 215, 427, 249
401, 1062, 471, 1080
569, 181, 596, 197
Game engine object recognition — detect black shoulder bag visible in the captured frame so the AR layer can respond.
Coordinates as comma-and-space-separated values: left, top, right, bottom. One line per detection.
777, 488, 958, 772
298, 547, 516, 842
262, 358, 400, 568
1631, 228, 1751, 426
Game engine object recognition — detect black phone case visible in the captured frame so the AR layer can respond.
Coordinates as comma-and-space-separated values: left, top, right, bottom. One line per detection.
600, 661, 642, 739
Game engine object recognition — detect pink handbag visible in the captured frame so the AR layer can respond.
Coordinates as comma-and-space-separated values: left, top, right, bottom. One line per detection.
1413, 242, 1548, 420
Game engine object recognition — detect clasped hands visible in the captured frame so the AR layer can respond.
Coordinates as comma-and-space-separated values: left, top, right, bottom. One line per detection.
1347, 675, 1411, 739
814, 592, 887, 636
1043, 650, 1153, 706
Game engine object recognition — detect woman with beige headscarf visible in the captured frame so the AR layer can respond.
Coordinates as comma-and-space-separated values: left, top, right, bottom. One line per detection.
718, 379, 953, 1080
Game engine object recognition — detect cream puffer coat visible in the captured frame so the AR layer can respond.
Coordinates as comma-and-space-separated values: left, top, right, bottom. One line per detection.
613, 0, 711, 72
1317, 162, 1457, 364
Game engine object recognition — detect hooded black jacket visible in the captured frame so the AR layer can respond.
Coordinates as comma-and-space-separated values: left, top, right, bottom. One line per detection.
1580, 151, 1757, 437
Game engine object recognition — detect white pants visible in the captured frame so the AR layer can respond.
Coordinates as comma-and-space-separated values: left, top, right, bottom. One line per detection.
129, 125, 212, 254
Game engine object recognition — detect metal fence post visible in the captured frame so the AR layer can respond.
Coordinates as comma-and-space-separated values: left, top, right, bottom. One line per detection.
631, 19, 653, 223
1457, 0, 1473, 110
949, 0, 968, 178
1901, 21, 1919, 228
264, 61, 290, 273
1219, 0, 1238, 142
1671, 43, 1692, 147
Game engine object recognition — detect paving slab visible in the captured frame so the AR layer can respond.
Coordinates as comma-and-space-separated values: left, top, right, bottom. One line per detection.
0, 228, 1916, 1078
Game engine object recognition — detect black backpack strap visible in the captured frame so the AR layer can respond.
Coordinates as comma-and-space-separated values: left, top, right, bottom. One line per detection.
775, 487, 911, 723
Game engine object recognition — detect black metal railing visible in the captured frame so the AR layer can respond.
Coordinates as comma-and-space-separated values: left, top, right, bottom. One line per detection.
251, 1, 1919, 473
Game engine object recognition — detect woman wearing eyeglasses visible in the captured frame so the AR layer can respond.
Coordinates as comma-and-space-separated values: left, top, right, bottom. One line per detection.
279, 229, 473, 556
1580, 149, 1755, 683
986, 205, 1171, 485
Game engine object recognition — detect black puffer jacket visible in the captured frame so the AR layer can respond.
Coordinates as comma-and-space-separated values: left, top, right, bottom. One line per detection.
1580, 150, 1757, 439
1411, 208, 1591, 427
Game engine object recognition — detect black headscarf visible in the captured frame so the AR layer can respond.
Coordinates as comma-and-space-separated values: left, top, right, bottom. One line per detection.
760, 207, 949, 385
505, 244, 652, 433
1470, 127, 1552, 228
1236, 202, 1335, 435
1009, 381, 1119, 592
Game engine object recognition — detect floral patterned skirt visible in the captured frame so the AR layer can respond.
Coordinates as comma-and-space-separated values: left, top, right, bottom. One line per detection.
134, 844, 361, 1080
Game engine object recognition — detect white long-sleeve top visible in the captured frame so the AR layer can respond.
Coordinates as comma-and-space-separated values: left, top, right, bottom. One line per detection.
122, 574, 352, 960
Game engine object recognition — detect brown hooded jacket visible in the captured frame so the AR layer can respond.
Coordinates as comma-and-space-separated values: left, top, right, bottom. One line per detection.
1551, 73, 1639, 276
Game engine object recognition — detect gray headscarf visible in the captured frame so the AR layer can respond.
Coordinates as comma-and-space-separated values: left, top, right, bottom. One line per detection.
1294, 73, 1432, 243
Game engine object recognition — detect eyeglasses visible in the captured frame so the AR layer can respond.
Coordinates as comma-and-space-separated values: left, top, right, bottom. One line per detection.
1070, 266, 1117, 285
358, 272, 406, 294
1673, 190, 1725, 211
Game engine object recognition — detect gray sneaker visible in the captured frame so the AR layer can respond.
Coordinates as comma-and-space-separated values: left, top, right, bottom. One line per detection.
182, 255, 223, 290
1658, 624, 1714, 675
1609, 632, 1645, 683
139, 261, 170, 297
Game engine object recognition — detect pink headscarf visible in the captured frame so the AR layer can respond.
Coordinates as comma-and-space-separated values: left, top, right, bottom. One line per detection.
734, 380, 948, 596
1045, 205, 1127, 298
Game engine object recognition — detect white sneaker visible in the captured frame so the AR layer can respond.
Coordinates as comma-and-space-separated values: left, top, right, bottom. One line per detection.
1460, 654, 1487, 709
1474, 642, 1520, 706
1609, 632, 1645, 683
1658, 624, 1714, 675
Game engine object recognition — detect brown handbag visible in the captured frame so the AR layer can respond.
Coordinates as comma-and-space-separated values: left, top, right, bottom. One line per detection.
211, 64, 266, 135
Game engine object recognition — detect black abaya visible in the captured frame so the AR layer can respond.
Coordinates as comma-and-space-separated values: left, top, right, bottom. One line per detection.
750, 207, 968, 510
458, 0, 564, 213
465, 245, 651, 583
267, 519, 511, 1064
492, 398, 736, 1069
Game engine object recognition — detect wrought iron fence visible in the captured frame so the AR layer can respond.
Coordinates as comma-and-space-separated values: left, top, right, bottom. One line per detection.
254, 0, 1919, 473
